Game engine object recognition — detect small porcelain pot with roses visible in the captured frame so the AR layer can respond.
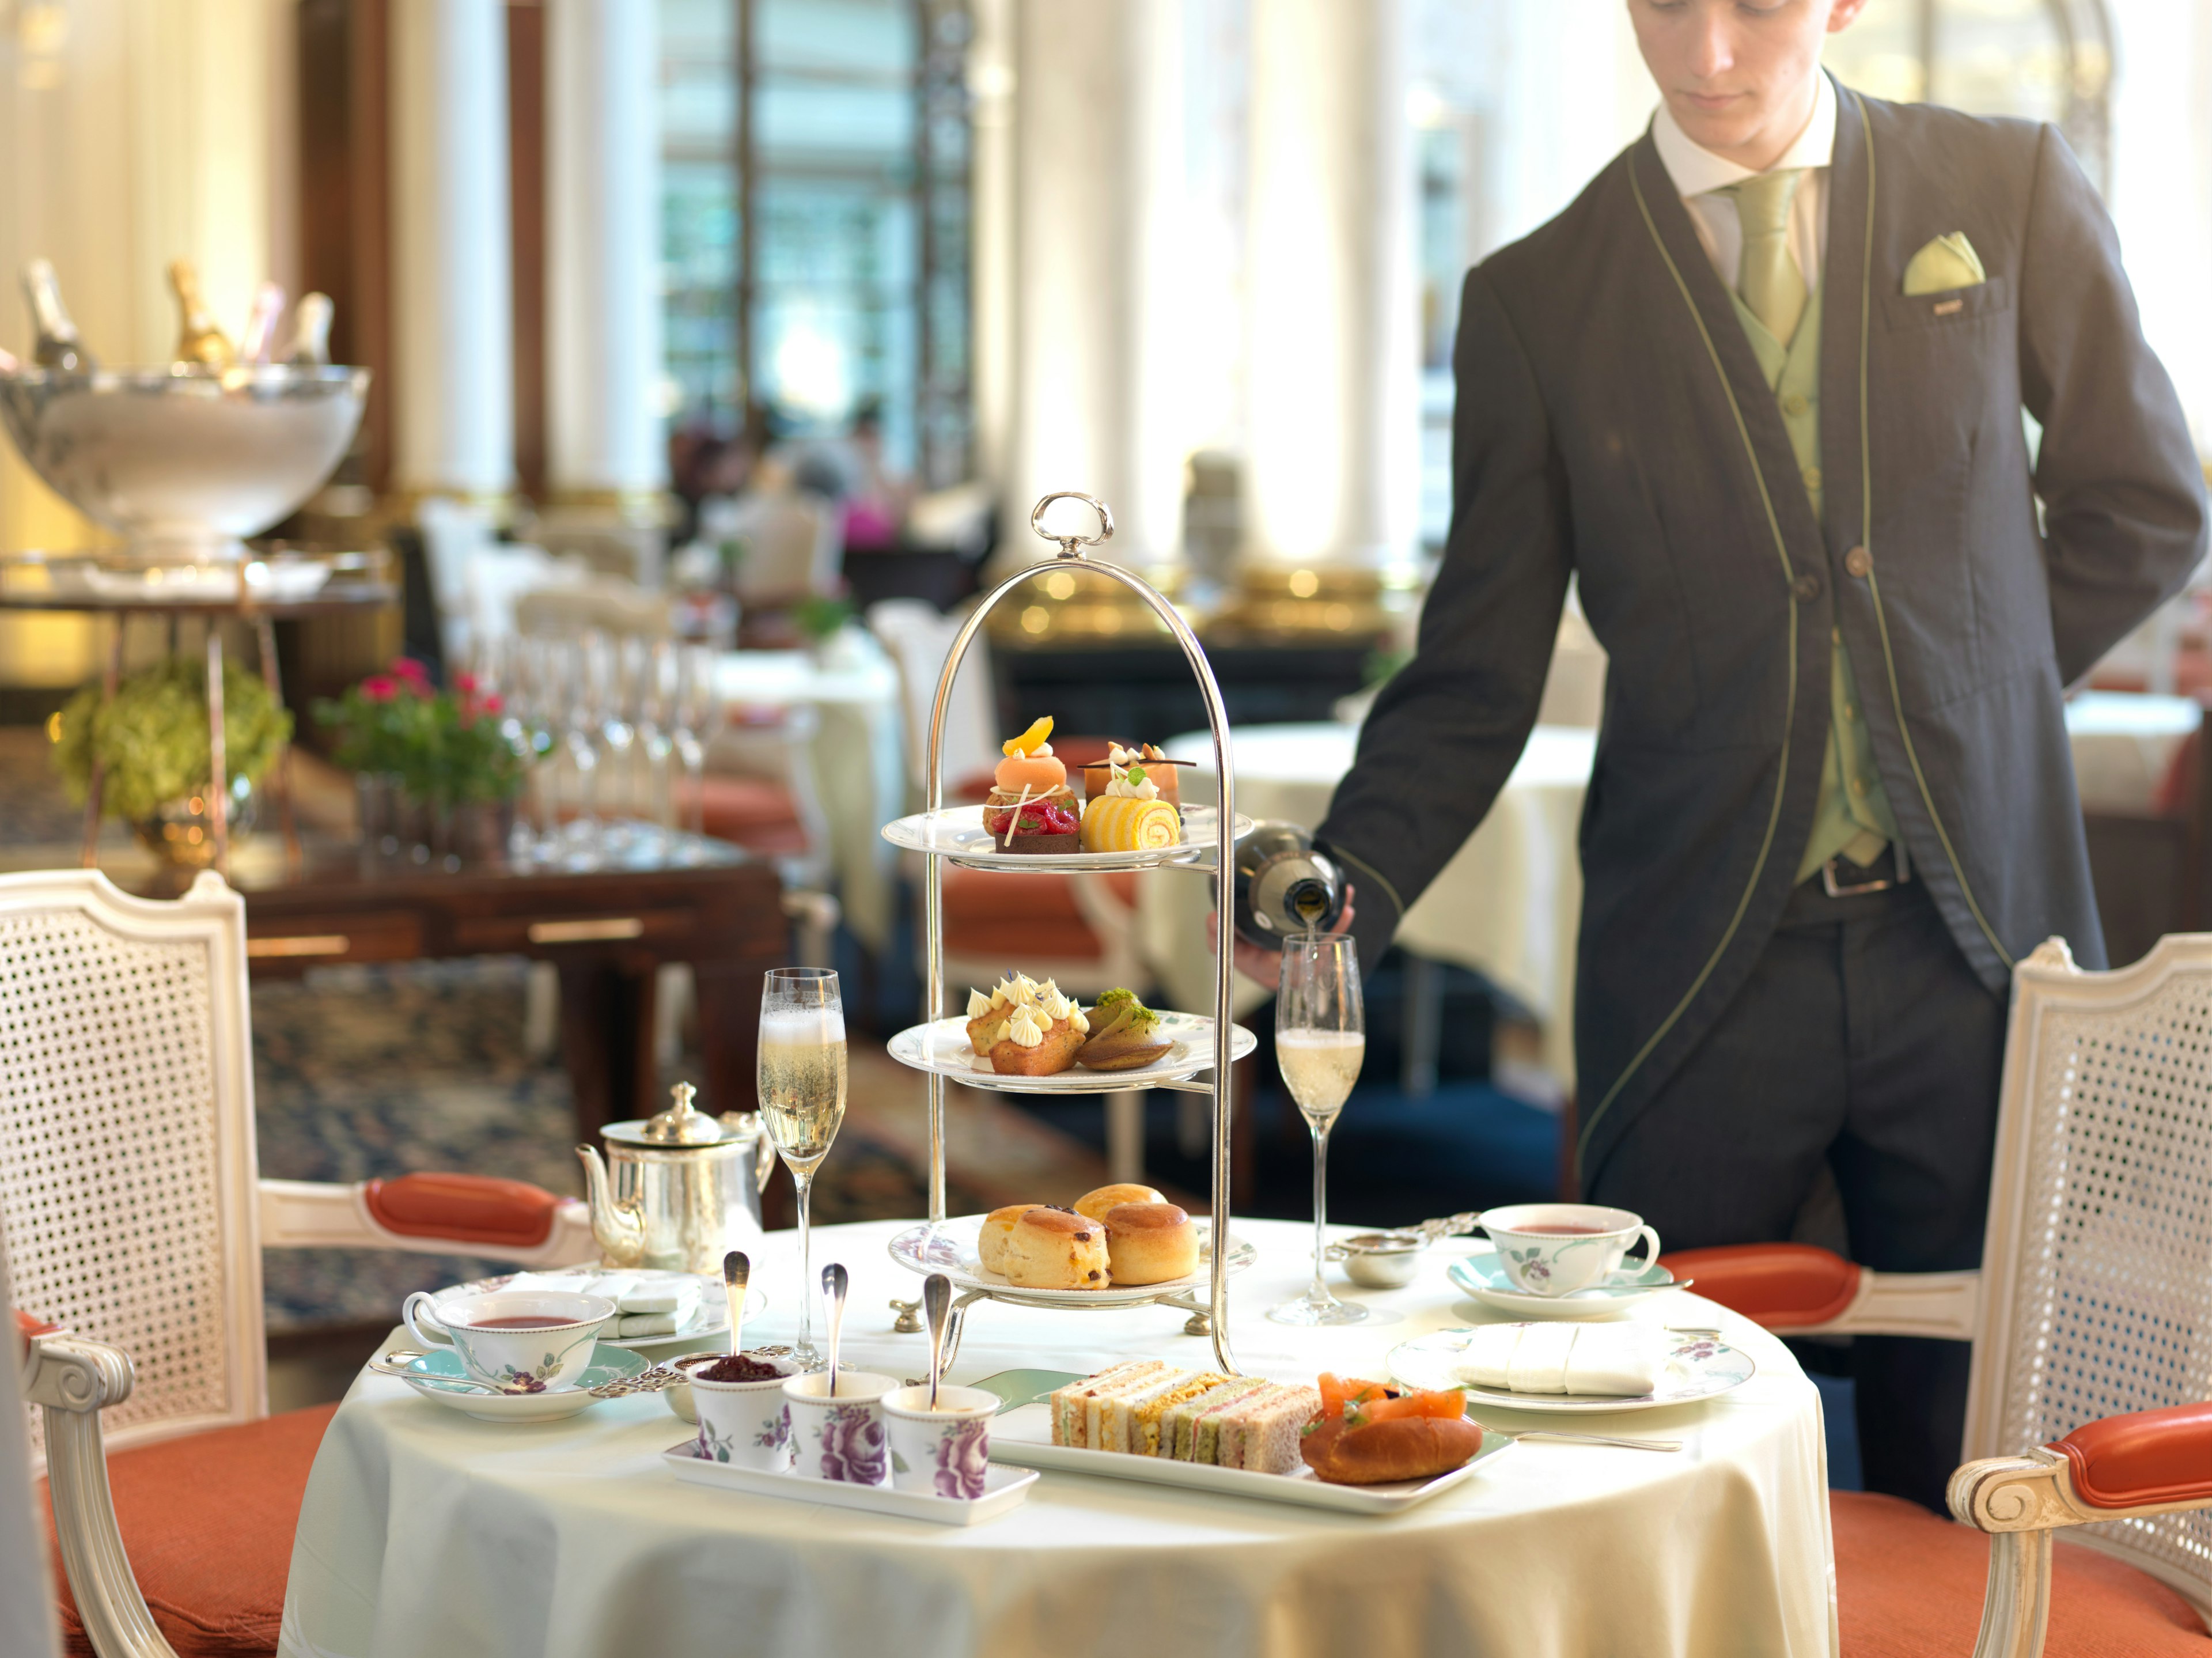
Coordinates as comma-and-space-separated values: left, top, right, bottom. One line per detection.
882, 1384, 998, 1500
782, 1369, 897, 1485
680, 1352, 802, 1470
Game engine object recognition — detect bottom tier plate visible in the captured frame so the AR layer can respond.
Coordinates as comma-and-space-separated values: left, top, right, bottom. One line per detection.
889, 1216, 1256, 1307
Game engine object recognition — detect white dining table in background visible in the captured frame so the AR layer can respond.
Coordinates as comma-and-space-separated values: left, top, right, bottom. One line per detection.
279, 1217, 1835, 1658
714, 636, 908, 953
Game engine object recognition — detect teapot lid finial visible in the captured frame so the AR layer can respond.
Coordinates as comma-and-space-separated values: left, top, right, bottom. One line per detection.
640, 1080, 725, 1145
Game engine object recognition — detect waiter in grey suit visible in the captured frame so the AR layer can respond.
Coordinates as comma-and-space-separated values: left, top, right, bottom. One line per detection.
1309, 0, 2207, 1508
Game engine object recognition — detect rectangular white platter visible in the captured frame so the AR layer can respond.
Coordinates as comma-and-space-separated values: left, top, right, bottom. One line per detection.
663, 1440, 1038, 1525
986, 1402, 1512, 1515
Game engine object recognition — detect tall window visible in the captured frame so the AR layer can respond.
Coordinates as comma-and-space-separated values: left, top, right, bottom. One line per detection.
657, 0, 973, 486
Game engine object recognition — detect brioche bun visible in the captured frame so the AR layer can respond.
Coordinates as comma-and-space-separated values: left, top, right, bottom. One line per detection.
1101, 1202, 1199, 1285
1300, 1415, 1484, 1485
1073, 1182, 1165, 1223
1000, 1205, 1110, 1290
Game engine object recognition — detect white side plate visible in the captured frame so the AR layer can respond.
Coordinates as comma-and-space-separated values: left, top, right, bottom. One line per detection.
663, 1439, 1037, 1525
987, 1402, 1512, 1514
887, 1011, 1256, 1095
1387, 1327, 1756, 1414
888, 1216, 1257, 1307
880, 804, 1252, 871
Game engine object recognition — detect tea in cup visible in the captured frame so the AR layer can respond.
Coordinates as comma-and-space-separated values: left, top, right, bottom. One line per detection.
882, 1384, 998, 1500
782, 1369, 898, 1485
1480, 1203, 1661, 1297
400, 1289, 615, 1393
683, 1351, 802, 1470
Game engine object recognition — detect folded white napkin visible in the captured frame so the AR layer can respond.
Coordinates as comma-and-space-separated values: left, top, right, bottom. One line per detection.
1456, 1323, 1667, 1396
476, 1271, 699, 1331
501, 1270, 638, 1303
615, 1311, 680, 1338
616, 1281, 698, 1316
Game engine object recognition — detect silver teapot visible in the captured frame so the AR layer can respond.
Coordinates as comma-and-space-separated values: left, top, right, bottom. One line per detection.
576, 1082, 774, 1273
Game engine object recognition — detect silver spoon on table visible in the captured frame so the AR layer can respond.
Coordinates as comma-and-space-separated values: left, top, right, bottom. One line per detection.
823, 1262, 849, 1396
724, 1250, 750, 1357
923, 1273, 952, 1410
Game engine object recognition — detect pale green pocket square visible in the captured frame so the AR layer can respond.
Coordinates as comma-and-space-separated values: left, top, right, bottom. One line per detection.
1903, 232, 1987, 296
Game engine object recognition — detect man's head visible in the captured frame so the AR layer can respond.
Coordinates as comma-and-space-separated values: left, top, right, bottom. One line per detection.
1629, 0, 1868, 170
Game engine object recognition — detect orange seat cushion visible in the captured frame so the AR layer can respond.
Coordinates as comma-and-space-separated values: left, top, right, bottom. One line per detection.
1833, 1489, 2208, 1657
1657, 1243, 1861, 1328
685, 776, 809, 856
44, 1403, 338, 1658
940, 867, 1135, 961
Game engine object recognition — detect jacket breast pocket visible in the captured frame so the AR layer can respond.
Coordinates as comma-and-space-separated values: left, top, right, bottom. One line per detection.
1880, 275, 2012, 334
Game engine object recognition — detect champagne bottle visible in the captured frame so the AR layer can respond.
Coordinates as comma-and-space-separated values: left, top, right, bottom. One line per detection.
237, 281, 286, 365
21, 259, 93, 374
166, 258, 233, 369
1233, 822, 1347, 951
281, 292, 333, 366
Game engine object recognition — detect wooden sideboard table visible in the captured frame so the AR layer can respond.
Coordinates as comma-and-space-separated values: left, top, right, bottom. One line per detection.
120, 832, 790, 1137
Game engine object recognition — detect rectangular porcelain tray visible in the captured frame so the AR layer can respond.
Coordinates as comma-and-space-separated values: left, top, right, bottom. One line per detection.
986, 1402, 1512, 1515
662, 1440, 1037, 1525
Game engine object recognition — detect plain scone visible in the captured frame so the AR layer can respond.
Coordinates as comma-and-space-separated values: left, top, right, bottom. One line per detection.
1000, 1206, 1111, 1290
1103, 1202, 1199, 1285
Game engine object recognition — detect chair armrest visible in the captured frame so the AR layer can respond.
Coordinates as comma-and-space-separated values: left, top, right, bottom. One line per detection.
257, 1176, 599, 1268
22, 1333, 177, 1658
1658, 1243, 1979, 1339
2052, 1401, 2212, 1514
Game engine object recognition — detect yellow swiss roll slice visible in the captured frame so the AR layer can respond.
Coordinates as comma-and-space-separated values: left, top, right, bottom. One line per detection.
1080, 795, 1181, 851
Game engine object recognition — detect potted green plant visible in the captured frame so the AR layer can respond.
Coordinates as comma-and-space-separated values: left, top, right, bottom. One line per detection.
52, 657, 293, 866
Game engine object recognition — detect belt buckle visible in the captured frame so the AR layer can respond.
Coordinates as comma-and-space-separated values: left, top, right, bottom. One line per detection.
1821, 857, 1893, 898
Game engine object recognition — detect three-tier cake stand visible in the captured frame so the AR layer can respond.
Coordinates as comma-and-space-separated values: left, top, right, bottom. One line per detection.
879, 491, 1255, 1372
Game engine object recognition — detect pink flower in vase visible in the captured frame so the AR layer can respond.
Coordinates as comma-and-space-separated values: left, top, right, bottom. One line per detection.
360, 676, 397, 702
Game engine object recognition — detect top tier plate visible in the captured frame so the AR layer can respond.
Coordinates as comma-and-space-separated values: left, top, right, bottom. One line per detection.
881, 804, 1252, 872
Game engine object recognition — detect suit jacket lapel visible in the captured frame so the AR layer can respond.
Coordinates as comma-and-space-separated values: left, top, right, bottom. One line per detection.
1818, 78, 1869, 557
1630, 130, 1828, 563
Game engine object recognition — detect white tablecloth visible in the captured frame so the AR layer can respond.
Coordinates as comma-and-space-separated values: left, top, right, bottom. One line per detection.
2064, 690, 2201, 815
714, 639, 907, 951
281, 1217, 1834, 1658
1147, 725, 1596, 1083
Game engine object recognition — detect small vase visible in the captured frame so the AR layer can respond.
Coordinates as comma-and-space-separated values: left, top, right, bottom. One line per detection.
134, 781, 256, 867
449, 798, 517, 867
355, 771, 405, 857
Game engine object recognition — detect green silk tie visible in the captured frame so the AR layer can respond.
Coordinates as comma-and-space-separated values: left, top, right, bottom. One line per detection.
1729, 168, 1807, 346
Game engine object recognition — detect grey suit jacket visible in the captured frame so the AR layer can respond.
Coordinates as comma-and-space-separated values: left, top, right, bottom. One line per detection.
1317, 86, 2208, 1180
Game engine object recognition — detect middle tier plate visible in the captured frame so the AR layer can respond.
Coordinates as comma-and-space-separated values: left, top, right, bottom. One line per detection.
888, 1010, 1257, 1093
890, 1214, 1259, 1306
881, 803, 1254, 870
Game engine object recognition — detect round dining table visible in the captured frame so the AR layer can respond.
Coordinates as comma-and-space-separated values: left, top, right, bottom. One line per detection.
279, 1217, 1836, 1658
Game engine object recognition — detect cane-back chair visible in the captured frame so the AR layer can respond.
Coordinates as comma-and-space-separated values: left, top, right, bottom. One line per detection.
0, 869, 595, 1657
1671, 934, 2212, 1657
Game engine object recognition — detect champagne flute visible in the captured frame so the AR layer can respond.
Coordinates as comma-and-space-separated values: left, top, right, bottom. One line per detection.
671, 643, 722, 858
758, 966, 849, 1366
1268, 933, 1368, 1326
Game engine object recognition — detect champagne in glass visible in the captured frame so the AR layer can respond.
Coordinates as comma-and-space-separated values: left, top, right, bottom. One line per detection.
1268, 934, 1367, 1326
759, 967, 847, 1366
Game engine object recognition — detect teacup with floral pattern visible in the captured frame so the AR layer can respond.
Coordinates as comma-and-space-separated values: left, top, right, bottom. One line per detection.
400, 1289, 615, 1393
882, 1384, 998, 1500
782, 1369, 897, 1485
1479, 1203, 1662, 1298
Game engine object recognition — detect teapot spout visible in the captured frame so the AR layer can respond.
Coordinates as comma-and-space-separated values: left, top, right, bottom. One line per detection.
575, 1144, 646, 1267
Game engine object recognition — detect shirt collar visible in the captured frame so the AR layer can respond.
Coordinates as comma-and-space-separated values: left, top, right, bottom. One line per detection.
1652, 69, 1837, 199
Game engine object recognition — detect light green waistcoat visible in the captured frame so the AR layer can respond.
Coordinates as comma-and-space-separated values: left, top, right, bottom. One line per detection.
1725, 285, 1900, 882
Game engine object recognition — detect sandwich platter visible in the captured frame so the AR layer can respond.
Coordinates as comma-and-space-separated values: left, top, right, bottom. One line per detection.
889, 1215, 1257, 1307
880, 804, 1254, 872
987, 1399, 1513, 1515
1387, 1327, 1756, 1414
887, 1010, 1258, 1094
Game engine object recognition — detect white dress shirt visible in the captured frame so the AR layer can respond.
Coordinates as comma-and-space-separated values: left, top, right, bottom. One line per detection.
1651, 71, 1836, 296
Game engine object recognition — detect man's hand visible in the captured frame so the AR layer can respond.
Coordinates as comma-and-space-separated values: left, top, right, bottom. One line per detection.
1211, 885, 1357, 991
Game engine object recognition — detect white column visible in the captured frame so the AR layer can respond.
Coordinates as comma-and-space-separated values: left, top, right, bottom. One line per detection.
544, 0, 665, 510
1244, 0, 1418, 570
998, 0, 1185, 570
389, 0, 514, 503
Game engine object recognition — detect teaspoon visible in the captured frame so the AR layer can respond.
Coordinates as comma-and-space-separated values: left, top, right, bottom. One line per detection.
923, 1273, 952, 1410
822, 1262, 849, 1396
724, 1250, 750, 1358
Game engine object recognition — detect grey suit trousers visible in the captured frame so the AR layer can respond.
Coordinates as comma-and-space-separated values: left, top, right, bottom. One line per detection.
1585, 876, 2005, 1512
